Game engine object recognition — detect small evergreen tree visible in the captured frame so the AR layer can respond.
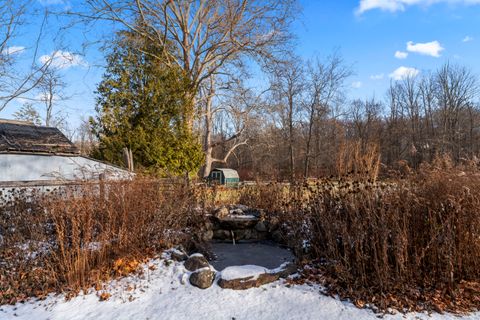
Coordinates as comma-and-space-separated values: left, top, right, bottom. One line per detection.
91, 30, 203, 176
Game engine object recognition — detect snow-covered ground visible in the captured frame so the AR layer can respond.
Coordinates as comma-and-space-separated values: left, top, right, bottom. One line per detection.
1, 255, 479, 320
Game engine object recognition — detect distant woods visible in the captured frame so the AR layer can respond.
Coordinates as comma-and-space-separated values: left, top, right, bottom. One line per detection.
236, 61, 480, 180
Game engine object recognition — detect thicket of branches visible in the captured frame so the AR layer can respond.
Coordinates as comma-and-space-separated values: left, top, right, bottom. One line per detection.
225, 62, 480, 181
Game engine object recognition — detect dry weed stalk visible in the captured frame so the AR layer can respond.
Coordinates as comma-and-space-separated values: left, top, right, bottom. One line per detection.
240, 155, 480, 313
0, 179, 204, 304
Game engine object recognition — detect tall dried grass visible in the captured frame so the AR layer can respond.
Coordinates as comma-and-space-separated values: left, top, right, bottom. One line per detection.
240, 156, 480, 312
0, 179, 204, 304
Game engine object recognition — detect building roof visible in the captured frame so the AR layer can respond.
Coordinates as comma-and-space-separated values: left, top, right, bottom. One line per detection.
0, 119, 79, 155
212, 168, 239, 179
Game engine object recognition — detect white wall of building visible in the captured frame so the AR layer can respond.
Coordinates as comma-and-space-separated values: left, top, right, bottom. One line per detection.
0, 153, 130, 182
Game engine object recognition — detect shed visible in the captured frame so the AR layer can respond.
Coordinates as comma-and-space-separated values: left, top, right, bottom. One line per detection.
0, 119, 130, 186
208, 168, 240, 187
0, 119, 79, 155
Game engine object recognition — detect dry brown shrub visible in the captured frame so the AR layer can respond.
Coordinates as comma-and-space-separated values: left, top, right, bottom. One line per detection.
336, 140, 381, 182
241, 155, 480, 313
0, 179, 204, 304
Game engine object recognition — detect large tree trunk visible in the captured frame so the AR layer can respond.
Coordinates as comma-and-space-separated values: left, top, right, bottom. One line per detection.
288, 95, 295, 182
202, 87, 214, 178
304, 109, 315, 179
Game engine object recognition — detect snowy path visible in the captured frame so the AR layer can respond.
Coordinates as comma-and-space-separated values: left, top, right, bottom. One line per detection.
1, 257, 479, 320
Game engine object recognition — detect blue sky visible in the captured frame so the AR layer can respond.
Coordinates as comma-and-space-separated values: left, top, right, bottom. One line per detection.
1, 0, 480, 129
296, 0, 480, 100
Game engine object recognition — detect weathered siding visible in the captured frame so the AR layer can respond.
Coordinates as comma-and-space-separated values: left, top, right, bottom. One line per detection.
0, 153, 129, 183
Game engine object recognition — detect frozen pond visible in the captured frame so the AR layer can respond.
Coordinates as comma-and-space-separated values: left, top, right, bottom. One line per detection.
209, 240, 295, 271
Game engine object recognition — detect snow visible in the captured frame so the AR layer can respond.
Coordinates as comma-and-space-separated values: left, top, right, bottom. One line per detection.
1, 255, 479, 320
220, 265, 268, 281
224, 214, 257, 220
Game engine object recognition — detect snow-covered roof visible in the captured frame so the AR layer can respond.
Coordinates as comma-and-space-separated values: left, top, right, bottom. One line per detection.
212, 168, 239, 179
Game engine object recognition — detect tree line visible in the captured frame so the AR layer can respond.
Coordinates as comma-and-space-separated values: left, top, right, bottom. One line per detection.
228, 61, 480, 180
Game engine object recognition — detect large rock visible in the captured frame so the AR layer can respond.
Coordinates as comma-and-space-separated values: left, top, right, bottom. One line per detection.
200, 230, 214, 241
189, 269, 216, 289
218, 272, 279, 290
229, 208, 244, 215
184, 254, 210, 271
170, 249, 188, 262
218, 263, 297, 290
213, 229, 231, 240
275, 262, 297, 279
218, 215, 259, 229
254, 221, 267, 232
267, 217, 280, 232
213, 206, 229, 219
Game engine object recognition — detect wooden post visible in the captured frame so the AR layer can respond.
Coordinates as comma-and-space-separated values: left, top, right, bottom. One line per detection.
122, 147, 134, 172
129, 148, 134, 172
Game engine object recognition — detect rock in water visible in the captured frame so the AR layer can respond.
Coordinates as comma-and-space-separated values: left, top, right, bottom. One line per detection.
189, 269, 216, 289
184, 254, 210, 271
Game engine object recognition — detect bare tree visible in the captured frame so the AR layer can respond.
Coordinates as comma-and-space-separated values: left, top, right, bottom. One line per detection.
79, 0, 296, 121
37, 68, 68, 127
348, 98, 382, 145
0, 2, 55, 112
269, 56, 304, 181
75, 117, 97, 155
201, 75, 263, 177
435, 63, 478, 157
11, 67, 68, 128
302, 53, 352, 178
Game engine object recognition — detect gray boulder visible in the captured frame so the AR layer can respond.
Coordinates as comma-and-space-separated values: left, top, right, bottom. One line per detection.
189, 269, 216, 289
184, 254, 210, 271
170, 249, 188, 262
254, 221, 267, 232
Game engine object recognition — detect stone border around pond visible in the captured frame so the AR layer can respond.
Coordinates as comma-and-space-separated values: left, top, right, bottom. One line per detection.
199, 205, 284, 244
168, 249, 297, 290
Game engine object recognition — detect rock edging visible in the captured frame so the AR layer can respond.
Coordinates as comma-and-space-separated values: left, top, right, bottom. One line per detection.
218, 262, 297, 290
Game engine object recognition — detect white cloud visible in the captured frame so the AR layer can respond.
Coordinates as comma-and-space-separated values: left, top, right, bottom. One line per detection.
38, 0, 65, 5
357, 0, 408, 14
370, 73, 384, 80
389, 66, 420, 80
394, 51, 408, 59
356, 0, 480, 14
351, 81, 363, 89
15, 97, 30, 105
2, 46, 26, 55
462, 35, 474, 42
39, 50, 88, 69
406, 41, 444, 57
35, 92, 60, 102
